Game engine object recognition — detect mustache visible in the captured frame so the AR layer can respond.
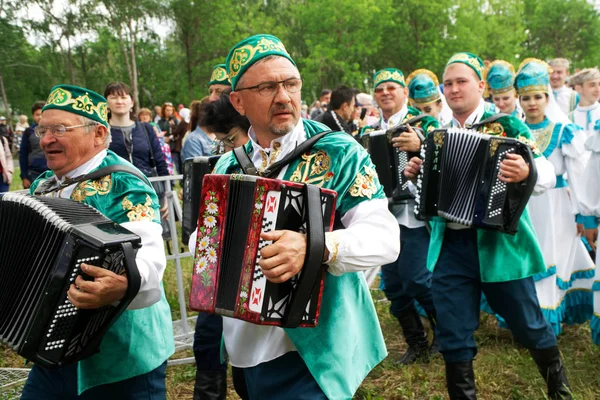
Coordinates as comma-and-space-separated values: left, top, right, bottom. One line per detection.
270, 104, 294, 116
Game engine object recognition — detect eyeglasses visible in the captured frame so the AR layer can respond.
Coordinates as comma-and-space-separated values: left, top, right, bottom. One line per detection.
34, 123, 98, 138
219, 129, 241, 148
236, 78, 303, 97
374, 85, 400, 94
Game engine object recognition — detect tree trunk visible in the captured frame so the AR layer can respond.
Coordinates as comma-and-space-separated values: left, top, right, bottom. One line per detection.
184, 35, 193, 97
129, 19, 140, 110
80, 48, 89, 88
119, 28, 133, 85
66, 36, 75, 84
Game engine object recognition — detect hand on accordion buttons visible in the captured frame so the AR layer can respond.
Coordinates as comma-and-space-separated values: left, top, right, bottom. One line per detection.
259, 230, 307, 284
391, 125, 421, 152
498, 153, 530, 183
67, 264, 128, 309
404, 157, 423, 181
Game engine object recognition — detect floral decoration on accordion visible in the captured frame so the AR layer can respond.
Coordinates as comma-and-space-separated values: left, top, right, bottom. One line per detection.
194, 191, 220, 288
350, 165, 378, 199
236, 184, 267, 317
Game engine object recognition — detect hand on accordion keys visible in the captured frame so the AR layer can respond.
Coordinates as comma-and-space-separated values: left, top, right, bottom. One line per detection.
258, 229, 311, 284
404, 156, 423, 181
498, 153, 530, 183
67, 263, 128, 309
390, 124, 422, 152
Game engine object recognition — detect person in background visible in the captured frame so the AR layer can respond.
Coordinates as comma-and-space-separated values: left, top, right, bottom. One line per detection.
104, 82, 169, 221
139, 107, 174, 175
14, 114, 29, 150
569, 68, 600, 135
309, 89, 331, 119
550, 58, 580, 115
199, 92, 250, 154
158, 102, 180, 172
0, 132, 12, 192
483, 60, 523, 120
314, 85, 357, 134
153, 105, 162, 123
20, 101, 48, 188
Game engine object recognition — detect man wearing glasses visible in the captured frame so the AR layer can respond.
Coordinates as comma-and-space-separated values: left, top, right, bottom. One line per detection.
188, 34, 400, 399
21, 84, 174, 399
361, 68, 441, 367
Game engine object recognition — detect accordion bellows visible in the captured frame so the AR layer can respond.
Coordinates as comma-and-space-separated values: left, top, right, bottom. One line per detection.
0, 193, 141, 368
415, 128, 537, 234
190, 174, 337, 328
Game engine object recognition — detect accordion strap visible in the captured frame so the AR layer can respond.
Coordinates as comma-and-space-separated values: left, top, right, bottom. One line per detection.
34, 165, 149, 195
233, 131, 332, 178
470, 113, 509, 130
282, 183, 326, 328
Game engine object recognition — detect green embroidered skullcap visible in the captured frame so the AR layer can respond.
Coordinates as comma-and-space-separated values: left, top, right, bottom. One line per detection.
208, 64, 231, 87
226, 34, 296, 90
484, 60, 516, 96
515, 58, 551, 96
406, 69, 440, 105
43, 84, 108, 128
446, 52, 485, 80
373, 68, 406, 88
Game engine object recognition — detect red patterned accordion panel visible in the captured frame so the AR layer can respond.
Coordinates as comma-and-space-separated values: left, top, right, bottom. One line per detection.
189, 174, 337, 328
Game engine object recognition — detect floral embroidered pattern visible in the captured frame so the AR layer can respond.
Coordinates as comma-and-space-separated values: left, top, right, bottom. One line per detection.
290, 150, 334, 186
194, 191, 220, 287
530, 123, 555, 154
349, 165, 378, 199
71, 175, 112, 202
517, 135, 542, 156
122, 195, 155, 222
482, 122, 506, 137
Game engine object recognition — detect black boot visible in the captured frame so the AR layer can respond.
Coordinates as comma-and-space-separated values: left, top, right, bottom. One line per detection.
396, 307, 429, 365
426, 309, 440, 356
529, 347, 572, 400
445, 360, 477, 400
193, 370, 227, 400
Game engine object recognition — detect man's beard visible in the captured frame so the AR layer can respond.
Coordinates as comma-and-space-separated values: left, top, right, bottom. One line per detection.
269, 104, 297, 136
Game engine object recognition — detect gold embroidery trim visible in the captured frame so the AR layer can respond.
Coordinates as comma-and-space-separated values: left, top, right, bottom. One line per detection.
71, 175, 112, 202
482, 122, 505, 136
122, 195, 156, 222
530, 123, 555, 154
349, 165, 378, 199
289, 150, 334, 186
228, 37, 291, 80
326, 231, 342, 264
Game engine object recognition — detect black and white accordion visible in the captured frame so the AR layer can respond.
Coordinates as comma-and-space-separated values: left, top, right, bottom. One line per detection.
414, 128, 537, 234
361, 124, 424, 201
189, 174, 337, 328
0, 193, 141, 368
182, 156, 221, 244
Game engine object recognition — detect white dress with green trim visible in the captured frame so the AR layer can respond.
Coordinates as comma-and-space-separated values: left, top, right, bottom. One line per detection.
577, 124, 600, 345
527, 118, 596, 335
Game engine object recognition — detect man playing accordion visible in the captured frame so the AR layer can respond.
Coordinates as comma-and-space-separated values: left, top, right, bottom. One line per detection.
189, 34, 400, 399
405, 53, 571, 400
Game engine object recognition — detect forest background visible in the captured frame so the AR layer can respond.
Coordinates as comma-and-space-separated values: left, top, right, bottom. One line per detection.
0, 0, 599, 127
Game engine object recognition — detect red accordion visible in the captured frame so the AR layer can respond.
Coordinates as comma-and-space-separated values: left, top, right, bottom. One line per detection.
189, 174, 337, 328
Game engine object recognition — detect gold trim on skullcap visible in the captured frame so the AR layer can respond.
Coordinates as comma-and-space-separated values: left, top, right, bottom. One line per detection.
42, 84, 108, 128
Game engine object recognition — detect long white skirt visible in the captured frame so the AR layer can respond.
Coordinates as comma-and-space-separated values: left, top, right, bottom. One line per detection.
528, 187, 596, 335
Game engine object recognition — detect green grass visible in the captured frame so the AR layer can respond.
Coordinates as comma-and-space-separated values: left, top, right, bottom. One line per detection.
2, 164, 600, 399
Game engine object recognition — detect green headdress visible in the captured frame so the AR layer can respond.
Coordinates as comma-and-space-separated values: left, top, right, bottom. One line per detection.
226, 34, 296, 90
514, 58, 551, 96
208, 64, 230, 87
373, 68, 406, 88
483, 60, 516, 97
446, 52, 484, 80
406, 69, 440, 105
43, 84, 108, 128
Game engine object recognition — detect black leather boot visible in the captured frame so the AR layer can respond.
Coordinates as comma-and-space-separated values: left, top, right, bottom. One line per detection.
445, 360, 477, 400
426, 309, 440, 355
193, 370, 227, 400
529, 347, 573, 400
396, 307, 429, 365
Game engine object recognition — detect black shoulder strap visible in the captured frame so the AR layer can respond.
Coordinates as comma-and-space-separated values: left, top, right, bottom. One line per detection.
471, 113, 509, 130
282, 183, 325, 328
34, 165, 148, 195
233, 130, 332, 178
403, 114, 429, 126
